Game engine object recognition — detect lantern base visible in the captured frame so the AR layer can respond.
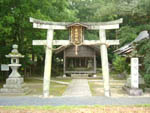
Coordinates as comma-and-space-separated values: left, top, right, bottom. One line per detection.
0, 77, 30, 95
123, 86, 143, 96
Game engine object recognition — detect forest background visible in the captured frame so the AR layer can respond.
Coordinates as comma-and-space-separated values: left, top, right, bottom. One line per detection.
0, 0, 150, 85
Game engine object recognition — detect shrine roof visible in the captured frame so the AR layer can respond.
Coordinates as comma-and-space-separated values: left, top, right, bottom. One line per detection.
55, 45, 100, 55
114, 30, 149, 55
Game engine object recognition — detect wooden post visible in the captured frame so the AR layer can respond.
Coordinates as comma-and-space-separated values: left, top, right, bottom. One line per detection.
99, 29, 110, 97
64, 51, 66, 74
43, 29, 53, 97
94, 53, 96, 73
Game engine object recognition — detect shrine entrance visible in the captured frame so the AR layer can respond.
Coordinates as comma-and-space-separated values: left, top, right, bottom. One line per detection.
66, 57, 94, 72
55, 45, 98, 75
30, 18, 123, 97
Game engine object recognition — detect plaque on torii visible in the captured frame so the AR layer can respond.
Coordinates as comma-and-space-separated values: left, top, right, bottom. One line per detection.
30, 17, 123, 97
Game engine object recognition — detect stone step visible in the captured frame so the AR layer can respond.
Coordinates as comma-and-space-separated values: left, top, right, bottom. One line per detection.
3, 84, 25, 89
89, 82, 125, 85
71, 74, 88, 78
0, 77, 30, 96
0, 88, 26, 93
6, 77, 24, 84
88, 80, 126, 83
63, 79, 92, 97
0, 88, 31, 96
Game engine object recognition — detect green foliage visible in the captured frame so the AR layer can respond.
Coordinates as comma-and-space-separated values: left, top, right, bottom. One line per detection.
117, 26, 138, 46
144, 74, 150, 87
137, 40, 150, 73
1, 0, 150, 78
0, 0, 77, 77
136, 39, 150, 86
112, 54, 128, 74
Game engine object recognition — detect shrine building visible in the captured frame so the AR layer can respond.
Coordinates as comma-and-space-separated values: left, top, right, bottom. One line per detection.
55, 45, 100, 76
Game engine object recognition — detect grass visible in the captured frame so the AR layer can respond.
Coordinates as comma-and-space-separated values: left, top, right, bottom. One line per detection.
25, 77, 72, 83
50, 82, 67, 96
24, 77, 70, 96
0, 83, 4, 88
52, 77, 72, 82
0, 105, 150, 113
88, 81, 104, 96
0, 77, 70, 96
24, 78, 43, 83
88, 79, 127, 97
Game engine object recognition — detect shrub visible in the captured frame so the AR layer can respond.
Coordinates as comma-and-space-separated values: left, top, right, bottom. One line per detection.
144, 74, 150, 88
112, 54, 128, 74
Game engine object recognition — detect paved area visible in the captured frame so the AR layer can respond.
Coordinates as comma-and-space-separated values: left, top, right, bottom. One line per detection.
63, 79, 92, 97
0, 96, 150, 106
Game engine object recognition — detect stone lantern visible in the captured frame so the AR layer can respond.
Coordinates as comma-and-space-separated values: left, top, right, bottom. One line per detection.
0, 44, 28, 95
6, 44, 24, 78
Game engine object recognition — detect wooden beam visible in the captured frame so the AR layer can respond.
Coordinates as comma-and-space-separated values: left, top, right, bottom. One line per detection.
106, 40, 119, 45
83, 40, 119, 45
33, 40, 46, 45
30, 17, 123, 26
33, 40, 119, 46
33, 40, 70, 46
89, 24, 119, 30
33, 23, 66, 30
33, 23, 120, 30
54, 40, 70, 45
30, 17, 123, 30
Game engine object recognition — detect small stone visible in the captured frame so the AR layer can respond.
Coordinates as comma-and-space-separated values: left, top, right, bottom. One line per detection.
93, 74, 97, 77
63, 74, 66, 78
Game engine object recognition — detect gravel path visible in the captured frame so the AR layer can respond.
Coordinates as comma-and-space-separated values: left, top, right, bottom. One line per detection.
0, 96, 150, 106
63, 79, 92, 97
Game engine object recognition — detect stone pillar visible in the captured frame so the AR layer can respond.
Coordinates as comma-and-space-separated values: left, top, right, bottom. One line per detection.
99, 29, 110, 97
131, 58, 139, 88
43, 29, 53, 97
123, 57, 143, 96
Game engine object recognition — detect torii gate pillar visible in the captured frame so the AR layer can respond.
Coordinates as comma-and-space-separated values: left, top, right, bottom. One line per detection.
100, 29, 110, 96
43, 29, 53, 97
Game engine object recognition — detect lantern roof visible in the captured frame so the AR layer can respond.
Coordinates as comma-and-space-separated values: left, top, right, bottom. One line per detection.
5, 44, 24, 58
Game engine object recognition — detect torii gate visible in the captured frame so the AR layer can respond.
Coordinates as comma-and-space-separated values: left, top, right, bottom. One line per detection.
30, 18, 123, 97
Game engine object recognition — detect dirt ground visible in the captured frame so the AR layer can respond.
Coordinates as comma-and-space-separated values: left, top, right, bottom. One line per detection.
88, 80, 150, 97
0, 106, 150, 113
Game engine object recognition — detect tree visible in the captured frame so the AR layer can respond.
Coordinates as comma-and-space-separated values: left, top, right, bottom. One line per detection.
0, 0, 77, 77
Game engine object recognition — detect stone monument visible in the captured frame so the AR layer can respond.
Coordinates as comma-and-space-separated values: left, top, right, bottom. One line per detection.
123, 45, 144, 96
0, 44, 28, 95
